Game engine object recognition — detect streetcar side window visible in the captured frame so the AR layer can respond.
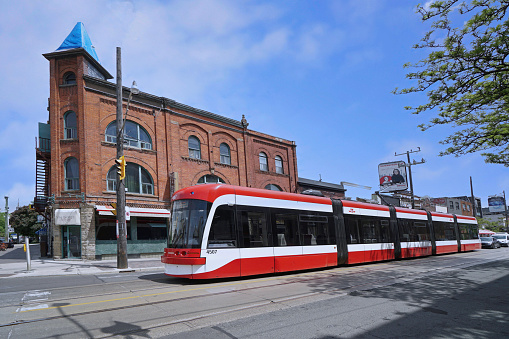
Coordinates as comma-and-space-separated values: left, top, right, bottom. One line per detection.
208, 205, 237, 248
272, 210, 300, 246
433, 221, 456, 241
459, 223, 469, 240
345, 215, 391, 244
470, 225, 476, 240
238, 207, 271, 247
398, 219, 430, 242
414, 221, 430, 241
345, 216, 361, 244
398, 219, 412, 242
299, 212, 335, 245
458, 223, 479, 240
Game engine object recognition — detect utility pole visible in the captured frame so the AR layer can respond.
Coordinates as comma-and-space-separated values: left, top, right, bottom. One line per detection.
116, 47, 128, 269
4, 196, 8, 241
470, 176, 476, 218
504, 190, 508, 233
395, 147, 425, 209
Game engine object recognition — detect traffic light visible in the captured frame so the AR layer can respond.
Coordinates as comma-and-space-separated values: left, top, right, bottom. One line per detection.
115, 156, 126, 180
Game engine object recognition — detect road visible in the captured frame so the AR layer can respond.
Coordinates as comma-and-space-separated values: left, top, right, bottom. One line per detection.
1, 248, 508, 338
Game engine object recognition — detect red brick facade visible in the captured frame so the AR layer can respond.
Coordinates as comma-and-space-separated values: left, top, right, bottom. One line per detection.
43, 48, 298, 210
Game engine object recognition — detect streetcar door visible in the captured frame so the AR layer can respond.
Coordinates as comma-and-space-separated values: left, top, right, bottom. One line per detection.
206, 205, 241, 278
272, 209, 303, 273
237, 206, 275, 276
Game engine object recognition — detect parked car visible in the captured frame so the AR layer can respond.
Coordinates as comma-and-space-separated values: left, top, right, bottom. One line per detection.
481, 236, 501, 249
492, 233, 509, 247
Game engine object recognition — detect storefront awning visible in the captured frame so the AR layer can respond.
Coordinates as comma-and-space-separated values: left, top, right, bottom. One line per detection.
95, 205, 171, 218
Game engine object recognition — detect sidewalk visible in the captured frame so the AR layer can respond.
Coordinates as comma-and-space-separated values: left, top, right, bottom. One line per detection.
0, 244, 164, 279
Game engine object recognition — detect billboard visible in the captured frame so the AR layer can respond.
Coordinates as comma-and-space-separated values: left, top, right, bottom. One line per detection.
488, 196, 506, 213
378, 161, 408, 193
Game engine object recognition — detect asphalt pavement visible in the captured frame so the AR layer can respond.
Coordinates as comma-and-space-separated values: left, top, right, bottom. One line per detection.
0, 244, 164, 278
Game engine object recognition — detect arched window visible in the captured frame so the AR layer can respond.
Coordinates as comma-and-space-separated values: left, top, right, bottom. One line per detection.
275, 156, 283, 174
64, 111, 77, 139
105, 121, 152, 150
106, 163, 154, 194
63, 72, 76, 85
259, 152, 268, 171
64, 157, 79, 190
220, 143, 231, 165
188, 136, 201, 159
106, 167, 116, 192
265, 184, 282, 191
197, 175, 225, 184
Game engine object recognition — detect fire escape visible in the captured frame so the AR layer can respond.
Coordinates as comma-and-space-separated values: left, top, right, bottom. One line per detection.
35, 133, 51, 213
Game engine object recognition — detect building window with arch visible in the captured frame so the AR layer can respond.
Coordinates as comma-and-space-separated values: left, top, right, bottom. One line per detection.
275, 156, 283, 174
105, 121, 152, 150
259, 152, 268, 171
106, 163, 154, 195
220, 143, 231, 165
64, 157, 79, 190
63, 71, 76, 85
188, 136, 201, 159
64, 111, 77, 139
265, 184, 282, 191
197, 175, 225, 184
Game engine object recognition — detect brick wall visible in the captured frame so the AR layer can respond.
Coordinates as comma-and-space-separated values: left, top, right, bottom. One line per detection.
46, 50, 298, 208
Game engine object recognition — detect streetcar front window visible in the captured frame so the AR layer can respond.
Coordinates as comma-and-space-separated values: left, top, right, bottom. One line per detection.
168, 199, 211, 248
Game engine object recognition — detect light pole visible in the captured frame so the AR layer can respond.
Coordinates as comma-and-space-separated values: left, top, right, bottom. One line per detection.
4, 196, 8, 241
115, 47, 138, 269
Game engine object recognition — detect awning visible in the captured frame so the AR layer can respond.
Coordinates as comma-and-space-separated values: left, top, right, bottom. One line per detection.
96, 205, 171, 218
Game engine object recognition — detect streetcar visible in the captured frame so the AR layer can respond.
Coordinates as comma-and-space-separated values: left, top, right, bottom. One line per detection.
161, 184, 480, 279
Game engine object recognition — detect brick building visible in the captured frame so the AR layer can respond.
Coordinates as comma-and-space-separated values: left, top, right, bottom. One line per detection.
36, 23, 298, 259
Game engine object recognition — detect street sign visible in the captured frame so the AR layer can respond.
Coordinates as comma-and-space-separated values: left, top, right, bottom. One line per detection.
111, 203, 117, 216
8, 227, 14, 233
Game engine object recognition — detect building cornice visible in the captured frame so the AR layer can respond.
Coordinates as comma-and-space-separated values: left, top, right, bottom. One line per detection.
43, 48, 113, 79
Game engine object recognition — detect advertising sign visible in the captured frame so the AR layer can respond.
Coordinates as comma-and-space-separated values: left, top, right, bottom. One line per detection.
378, 161, 408, 193
488, 196, 506, 213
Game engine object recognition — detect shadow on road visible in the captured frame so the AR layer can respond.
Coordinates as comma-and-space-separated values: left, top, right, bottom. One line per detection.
307, 256, 509, 338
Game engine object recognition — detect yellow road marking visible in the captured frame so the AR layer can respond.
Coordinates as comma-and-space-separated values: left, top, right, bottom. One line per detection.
18, 276, 283, 313
18, 261, 394, 314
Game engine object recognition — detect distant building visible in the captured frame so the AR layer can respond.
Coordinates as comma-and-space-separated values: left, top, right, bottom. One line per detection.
428, 196, 477, 217
35, 23, 298, 260
296, 178, 346, 199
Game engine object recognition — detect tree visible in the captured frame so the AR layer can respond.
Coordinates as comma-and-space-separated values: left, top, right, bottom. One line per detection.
477, 215, 506, 232
0, 212, 5, 237
395, 0, 509, 165
10, 206, 40, 237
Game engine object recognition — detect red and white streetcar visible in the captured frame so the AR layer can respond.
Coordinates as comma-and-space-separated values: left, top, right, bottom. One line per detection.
161, 184, 480, 279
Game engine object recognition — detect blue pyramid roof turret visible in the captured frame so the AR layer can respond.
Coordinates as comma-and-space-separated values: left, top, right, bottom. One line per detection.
56, 22, 100, 62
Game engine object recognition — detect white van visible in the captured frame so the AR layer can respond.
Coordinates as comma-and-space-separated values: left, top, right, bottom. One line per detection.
492, 233, 509, 247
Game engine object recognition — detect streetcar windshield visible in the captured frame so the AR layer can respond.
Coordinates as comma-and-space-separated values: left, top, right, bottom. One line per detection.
168, 199, 211, 248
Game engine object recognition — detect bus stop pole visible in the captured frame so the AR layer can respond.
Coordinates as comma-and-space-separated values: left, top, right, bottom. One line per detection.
25, 237, 31, 271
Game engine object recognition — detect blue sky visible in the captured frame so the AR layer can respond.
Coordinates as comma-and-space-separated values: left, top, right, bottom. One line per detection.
0, 0, 507, 212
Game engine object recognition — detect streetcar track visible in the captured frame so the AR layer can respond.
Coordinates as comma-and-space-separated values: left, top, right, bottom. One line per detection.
0, 250, 503, 312
1, 251, 505, 330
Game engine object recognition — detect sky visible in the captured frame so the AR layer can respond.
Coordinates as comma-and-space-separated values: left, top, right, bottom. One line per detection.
0, 0, 507, 213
